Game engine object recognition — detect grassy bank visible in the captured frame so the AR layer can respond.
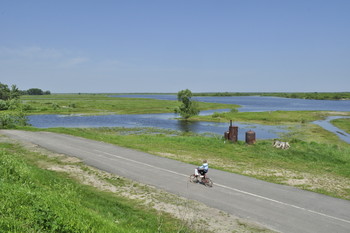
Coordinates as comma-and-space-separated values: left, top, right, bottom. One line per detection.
332, 118, 350, 134
20, 94, 237, 115
33, 126, 350, 200
0, 142, 197, 233
192, 110, 350, 125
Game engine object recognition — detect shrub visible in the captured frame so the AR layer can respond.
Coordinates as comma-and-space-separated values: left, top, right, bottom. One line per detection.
52, 103, 60, 110
22, 104, 35, 111
7, 99, 21, 110
0, 100, 9, 110
0, 111, 28, 129
69, 103, 76, 108
212, 112, 221, 118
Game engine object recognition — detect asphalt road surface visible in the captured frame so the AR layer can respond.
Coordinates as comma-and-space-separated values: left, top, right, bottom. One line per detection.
2, 130, 350, 233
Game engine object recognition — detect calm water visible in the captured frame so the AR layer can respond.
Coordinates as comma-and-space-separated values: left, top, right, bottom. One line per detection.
112, 94, 350, 112
28, 95, 350, 142
28, 111, 288, 140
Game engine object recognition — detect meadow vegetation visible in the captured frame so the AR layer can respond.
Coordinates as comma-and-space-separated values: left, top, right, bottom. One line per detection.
20, 94, 237, 115
192, 110, 342, 125
331, 118, 350, 134
2, 92, 350, 231
0, 142, 197, 233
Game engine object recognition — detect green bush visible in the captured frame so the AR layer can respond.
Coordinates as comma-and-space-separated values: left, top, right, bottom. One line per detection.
212, 112, 220, 118
69, 103, 76, 108
22, 104, 35, 111
0, 100, 8, 110
7, 99, 21, 110
0, 111, 28, 129
52, 103, 60, 110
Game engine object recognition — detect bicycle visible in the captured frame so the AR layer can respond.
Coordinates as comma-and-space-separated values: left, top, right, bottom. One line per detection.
189, 173, 213, 187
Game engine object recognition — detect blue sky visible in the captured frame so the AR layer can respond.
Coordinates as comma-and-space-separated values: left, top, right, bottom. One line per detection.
1, 0, 349, 93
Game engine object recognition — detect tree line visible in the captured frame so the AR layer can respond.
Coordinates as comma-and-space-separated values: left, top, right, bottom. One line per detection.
0, 83, 51, 101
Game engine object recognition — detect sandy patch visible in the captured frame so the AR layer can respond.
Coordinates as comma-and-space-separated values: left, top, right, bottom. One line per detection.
243, 168, 350, 199
327, 111, 350, 116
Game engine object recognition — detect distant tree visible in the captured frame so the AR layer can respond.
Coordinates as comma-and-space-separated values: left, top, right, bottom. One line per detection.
175, 89, 200, 119
27, 88, 44, 95
26, 88, 51, 95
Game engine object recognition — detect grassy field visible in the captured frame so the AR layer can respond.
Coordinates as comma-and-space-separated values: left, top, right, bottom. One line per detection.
0, 142, 199, 233
192, 110, 350, 125
332, 118, 350, 134
20, 94, 238, 115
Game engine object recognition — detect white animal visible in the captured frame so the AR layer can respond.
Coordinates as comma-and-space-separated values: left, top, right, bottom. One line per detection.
273, 139, 290, 149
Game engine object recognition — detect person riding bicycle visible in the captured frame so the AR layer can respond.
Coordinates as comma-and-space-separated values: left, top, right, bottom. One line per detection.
195, 160, 209, 177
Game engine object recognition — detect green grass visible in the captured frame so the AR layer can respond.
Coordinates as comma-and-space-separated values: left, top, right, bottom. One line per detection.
20, 94, 237, 115
331, 118, 350, 134
36, 126, 350, 199
192, 110, 350, 125
0, 143, 195, 233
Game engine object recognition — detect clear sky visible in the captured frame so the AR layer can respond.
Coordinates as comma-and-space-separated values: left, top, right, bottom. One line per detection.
1, 0, 349, 93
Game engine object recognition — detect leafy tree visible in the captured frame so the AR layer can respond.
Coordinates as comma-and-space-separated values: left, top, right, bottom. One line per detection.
27, 88, 44, 95
0, 100, 8, 110
0, 83, 20, 100
0, 83, 11, 100
26, 88, 51, 95
10, 85, 21, 99
175, 89, 200, 119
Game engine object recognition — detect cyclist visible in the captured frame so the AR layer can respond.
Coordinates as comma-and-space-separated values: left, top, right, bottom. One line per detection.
195, 160, 209, 177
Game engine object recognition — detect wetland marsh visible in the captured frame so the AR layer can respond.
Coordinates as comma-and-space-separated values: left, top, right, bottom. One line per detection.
2, 93, 350, 233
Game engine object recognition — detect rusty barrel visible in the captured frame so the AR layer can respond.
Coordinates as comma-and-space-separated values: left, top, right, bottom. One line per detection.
245, 130, 256, 144
229, 126, 238, 142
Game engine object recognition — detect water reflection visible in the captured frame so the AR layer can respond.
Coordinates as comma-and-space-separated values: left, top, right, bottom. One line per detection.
177, 120, 195, 133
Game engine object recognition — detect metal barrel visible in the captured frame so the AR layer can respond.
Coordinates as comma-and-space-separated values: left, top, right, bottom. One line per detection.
229, 126, 238, 142
245, 130, 256, 144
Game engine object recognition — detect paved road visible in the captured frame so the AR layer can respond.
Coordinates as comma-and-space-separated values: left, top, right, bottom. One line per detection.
2, 130, 350, 233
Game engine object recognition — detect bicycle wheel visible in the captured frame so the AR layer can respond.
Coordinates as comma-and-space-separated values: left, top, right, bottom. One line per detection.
204, 178, 213, 187
189, 174, 198, 183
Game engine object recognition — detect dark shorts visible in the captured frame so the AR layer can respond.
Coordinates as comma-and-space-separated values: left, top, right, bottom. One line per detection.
198, 169, 207, 175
